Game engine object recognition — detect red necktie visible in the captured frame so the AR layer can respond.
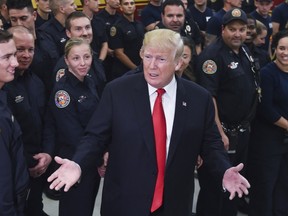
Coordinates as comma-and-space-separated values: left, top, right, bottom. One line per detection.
151, 88, 166, 212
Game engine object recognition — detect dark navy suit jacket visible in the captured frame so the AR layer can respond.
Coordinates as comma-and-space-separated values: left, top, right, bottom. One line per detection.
73, 73, 231, 216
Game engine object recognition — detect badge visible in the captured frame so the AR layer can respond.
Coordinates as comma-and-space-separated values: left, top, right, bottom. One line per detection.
185, 25, 191, 32
56, 68, 65, 82
202, 60, 217, 74
228, 62, 239, 69
55, 90, 70, 108
110, 26, 116, 37
231, 9, 241, 18
15, 95, 24, 103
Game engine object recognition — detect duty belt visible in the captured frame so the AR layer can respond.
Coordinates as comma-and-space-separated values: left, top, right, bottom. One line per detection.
221, 121, 250, 133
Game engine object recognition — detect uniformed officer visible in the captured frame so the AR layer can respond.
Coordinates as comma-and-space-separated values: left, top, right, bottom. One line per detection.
196, 9, 260, 216
44, 38, 102, 216
155, 0, 202, 55
96, 0, 121, 81
109, 0, 145, 80
38, 0, 77, 57
53, 11, 106, 97
5, 26, 51, 216
0, 29, 29, 216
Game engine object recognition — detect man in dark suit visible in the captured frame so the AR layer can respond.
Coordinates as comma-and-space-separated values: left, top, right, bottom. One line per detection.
48, 29, 250, 216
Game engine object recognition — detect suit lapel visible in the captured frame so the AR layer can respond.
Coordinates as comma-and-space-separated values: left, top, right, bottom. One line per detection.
131, 74, 157, 164
166, 77, 188, 168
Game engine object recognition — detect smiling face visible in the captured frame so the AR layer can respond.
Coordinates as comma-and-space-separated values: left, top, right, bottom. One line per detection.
0, 39, 19, 88
13, 32, 35, 73
275, 36, 288, 70
66, 17, 93, 44
65, 43, 92, 81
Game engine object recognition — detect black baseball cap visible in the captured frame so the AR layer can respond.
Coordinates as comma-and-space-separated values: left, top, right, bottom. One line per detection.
223, 8, 248, 25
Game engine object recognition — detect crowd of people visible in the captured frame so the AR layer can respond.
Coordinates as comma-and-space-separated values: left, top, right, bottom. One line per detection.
0, 0, 288, 215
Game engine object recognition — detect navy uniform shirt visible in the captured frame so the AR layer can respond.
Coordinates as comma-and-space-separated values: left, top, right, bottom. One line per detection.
53, 53, 106, 97
91, 16, 108, 57
109, 15, 145, 78
0, 90, 29, 215
3, 69, 49, 168
206, 8, 226, 37
188, 4, 214, 32
197, 38, 257, 124
38, 17, 68, 57
271, 2, 288, 32
140, 3, 162, 28
44, 71, 100, 159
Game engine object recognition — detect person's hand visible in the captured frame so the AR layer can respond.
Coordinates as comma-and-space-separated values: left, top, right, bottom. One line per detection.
222, 163, 250, 200
98, 152, 109, 177
47, 156, 81, 192
29, 153, 52, 178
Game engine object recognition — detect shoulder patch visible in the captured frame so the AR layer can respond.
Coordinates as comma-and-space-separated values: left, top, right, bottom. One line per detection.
56, 69, 66, 82
110, 26, 117, 37
55, 90, 70, 108
202, 60, 217, 74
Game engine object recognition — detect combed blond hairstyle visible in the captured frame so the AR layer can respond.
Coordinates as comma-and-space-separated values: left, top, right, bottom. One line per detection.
64, 37, 92, 58
140, 29, 184, 61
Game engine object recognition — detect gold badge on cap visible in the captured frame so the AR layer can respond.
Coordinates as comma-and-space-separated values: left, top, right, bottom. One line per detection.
231, 9, 241, 17
202, 60, 217, 74
55, 90, 70, 108
110, 26, 117, 37
56, 68, 65, 82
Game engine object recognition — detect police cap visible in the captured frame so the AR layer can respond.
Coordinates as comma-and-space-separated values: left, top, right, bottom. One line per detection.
222, 8, 247, 26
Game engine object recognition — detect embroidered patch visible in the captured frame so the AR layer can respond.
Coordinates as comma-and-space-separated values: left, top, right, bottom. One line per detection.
110, 26, 116, 37
56, 68, 65, 82
202, 60, 217, 74
231, 9, 241, 17
55, 90, 70, 108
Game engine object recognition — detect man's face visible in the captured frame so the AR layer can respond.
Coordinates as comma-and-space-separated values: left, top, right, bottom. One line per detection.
255, 1, 273, 17
120, 0, 135, 16
106, 0, 120, 10
66, 17, 93, 44
36, 0, 52, 14
9, 7, 36, 33
61, 0, 77, 17
245, 18, 256, 43
222, 21, 247, 52
162, 5, 185, 33
13, 33, 35, 72
0, 39, 18, 88
86, 0, 99, 13
141, 45, 180, 89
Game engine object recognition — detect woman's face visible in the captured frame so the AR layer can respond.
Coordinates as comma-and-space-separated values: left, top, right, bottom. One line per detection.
65, 43, 92, 81
253, 30, 267, 47
178, 45, 192, 74
275, 36, 288, 68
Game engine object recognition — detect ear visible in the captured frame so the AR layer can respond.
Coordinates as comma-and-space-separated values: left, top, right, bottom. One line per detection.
175, 58, 183, 71
66, 29, 71, 38
32, 11, 37, 21
139, 48, 144, 59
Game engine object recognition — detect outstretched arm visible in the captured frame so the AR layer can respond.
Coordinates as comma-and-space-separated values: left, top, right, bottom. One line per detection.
222, 163, 250, 200
47, 156, 81, 192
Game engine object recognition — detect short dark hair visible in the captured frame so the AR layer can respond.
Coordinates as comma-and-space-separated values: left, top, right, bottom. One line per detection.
65, 11, 90, 31
6, 0, 34, 13
162, 0, 185, 14
0, 29, 13, 43
271, 30, 288, 53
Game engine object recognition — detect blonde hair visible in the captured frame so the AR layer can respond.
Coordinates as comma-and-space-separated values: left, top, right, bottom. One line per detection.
140, 29, 184, 61
64, 37, 92, 58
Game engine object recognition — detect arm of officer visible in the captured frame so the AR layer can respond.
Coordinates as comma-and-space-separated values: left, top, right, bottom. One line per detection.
47, 156, 81, 192
212, 97, 229, 150
222, 163, 250, 200
114, 48, 137, 70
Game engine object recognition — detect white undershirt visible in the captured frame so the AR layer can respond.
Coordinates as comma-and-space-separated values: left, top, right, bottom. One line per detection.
148, 76, 177, 157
